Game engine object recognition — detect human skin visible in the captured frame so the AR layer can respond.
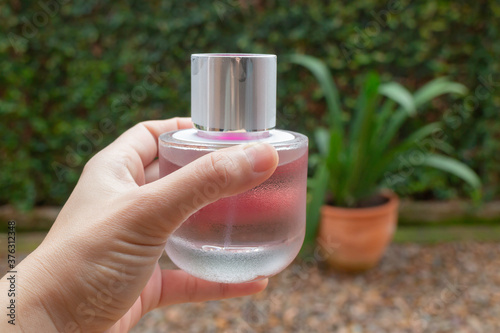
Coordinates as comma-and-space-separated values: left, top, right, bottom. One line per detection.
0, 118, 278, 332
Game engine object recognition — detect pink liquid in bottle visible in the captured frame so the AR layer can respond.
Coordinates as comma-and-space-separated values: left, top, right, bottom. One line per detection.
159, 129, 308, 283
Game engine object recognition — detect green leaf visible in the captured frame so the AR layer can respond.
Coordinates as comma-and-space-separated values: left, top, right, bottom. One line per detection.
342, 72, 380, 206
421, 154, 481, 189
379, 82, 416, 116
326, 130, 344, 198
305, 162, 329, 245
377, 109, 407, 153
314, 128, 330, 157
285, 54, 343, 137
404, 121, 443, 145
349, 72, 380, 144
371, 99, 395, 150
307, 154, 322, 170
414, 77, 468, 107
370, 122, 443, 188
434, 141, 454, 155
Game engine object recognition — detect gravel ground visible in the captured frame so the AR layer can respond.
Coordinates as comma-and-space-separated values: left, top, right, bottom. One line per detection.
132, 242, 500, 333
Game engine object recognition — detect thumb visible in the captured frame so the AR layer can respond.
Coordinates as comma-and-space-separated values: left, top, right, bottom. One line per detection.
123, 142, 278, 237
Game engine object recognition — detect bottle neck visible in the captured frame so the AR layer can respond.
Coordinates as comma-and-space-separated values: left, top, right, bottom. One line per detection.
196, 130, 271, 141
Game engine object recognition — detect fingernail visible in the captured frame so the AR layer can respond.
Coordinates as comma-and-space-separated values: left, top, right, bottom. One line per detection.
243, 142, 277, 173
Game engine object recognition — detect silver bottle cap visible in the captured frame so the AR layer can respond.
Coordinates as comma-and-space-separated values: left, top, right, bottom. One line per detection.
191, 53, 277, 132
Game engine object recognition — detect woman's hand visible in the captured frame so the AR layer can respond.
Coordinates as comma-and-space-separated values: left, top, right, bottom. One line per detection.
1, 118, 278, 332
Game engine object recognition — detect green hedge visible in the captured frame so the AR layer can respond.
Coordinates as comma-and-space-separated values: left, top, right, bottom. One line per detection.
1, 0, 499, 210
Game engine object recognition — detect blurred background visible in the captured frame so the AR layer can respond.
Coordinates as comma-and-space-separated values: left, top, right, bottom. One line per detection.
1, 0, 499, 332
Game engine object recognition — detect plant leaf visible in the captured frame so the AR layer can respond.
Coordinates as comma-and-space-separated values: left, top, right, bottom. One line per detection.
286, 54, 343, 137
305, 161, 329, 245
434, 141, 454, 154
350, 72, 380, 144
314, 128, 330, 157
379, 82, 416, 116
414, 77, 468, 107
343, 72, 380, 206
404, 121, 443, 145
373, 99, 395, 138
377, 109, 407, 154
367, 122, 443, 192
421, 154, 481, 189
326, 130, 344, 202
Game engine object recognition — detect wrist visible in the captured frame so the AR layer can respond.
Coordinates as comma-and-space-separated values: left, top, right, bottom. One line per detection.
3, 249, 70, 332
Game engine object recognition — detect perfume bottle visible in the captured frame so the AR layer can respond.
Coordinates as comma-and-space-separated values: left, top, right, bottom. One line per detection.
159, 54, 308, 283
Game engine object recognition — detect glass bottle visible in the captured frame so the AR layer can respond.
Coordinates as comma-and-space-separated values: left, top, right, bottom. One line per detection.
159, 54, 308, 283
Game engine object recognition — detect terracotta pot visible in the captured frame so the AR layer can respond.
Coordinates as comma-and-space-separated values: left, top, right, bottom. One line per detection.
317, 191, 399, 273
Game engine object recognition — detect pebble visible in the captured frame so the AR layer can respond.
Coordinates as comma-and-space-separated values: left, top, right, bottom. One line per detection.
132, 242, 500, 333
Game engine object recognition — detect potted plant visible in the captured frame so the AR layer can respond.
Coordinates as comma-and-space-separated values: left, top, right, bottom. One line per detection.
288, 55, 481, 272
